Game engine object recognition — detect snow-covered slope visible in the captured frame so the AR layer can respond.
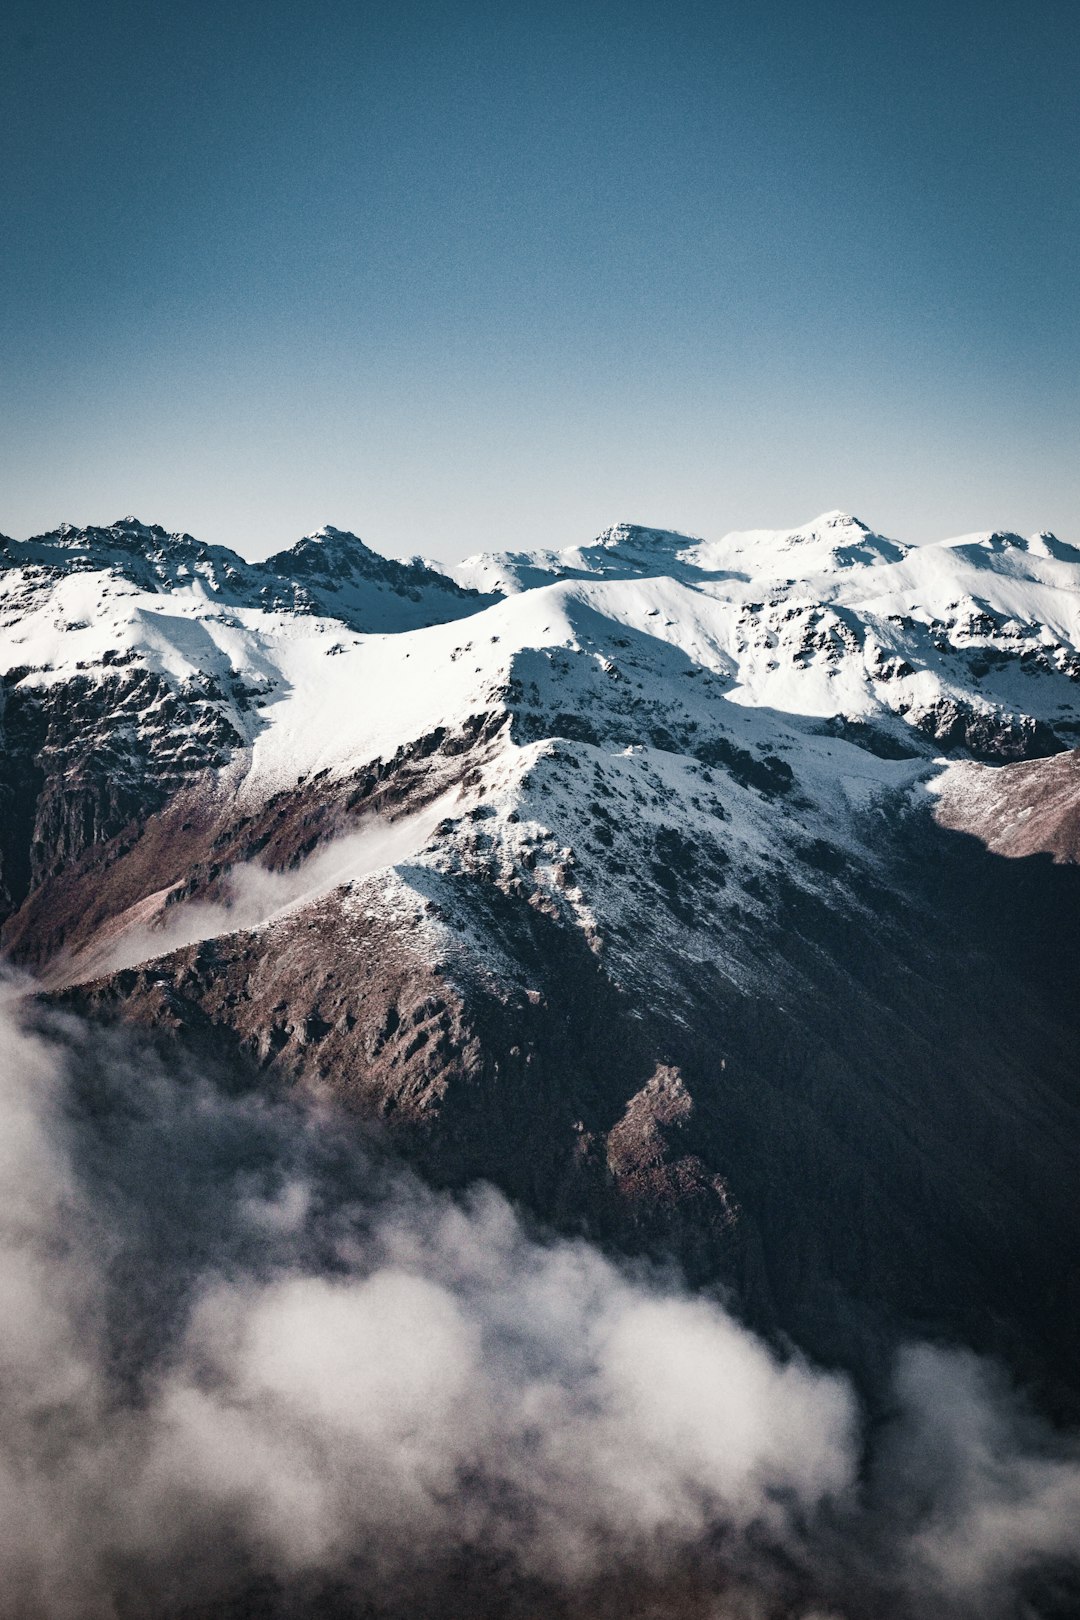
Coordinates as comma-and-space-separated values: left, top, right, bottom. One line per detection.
2, 505, 1079, 949
457, 509, 1080, 758
0, 514, 495, 908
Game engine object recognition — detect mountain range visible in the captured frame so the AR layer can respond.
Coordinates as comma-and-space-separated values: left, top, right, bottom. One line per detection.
2, 507, 1078, 1416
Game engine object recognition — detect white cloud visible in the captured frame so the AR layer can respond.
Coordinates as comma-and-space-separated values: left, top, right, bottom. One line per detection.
0, 977, 1076, 1618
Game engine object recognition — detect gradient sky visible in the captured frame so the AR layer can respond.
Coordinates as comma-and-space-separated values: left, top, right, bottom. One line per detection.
2, 0, 1078, 562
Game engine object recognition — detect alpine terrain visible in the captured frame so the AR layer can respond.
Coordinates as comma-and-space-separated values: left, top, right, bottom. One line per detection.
2, 506, 1079, 1430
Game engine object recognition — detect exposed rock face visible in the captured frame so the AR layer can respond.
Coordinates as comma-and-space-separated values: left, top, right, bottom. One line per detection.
0, 664, 244, 917
2, 508, 1079, 1410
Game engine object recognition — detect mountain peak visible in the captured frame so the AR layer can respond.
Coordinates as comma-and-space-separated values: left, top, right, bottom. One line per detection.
282, 526, 380, 562
593, 522, 696, 551
668, 511, 909, 580
811, 509, 870, 532
306, 524, 365, 544
1027, 531, 1080, 562
50, 516, 170, 546
109, 516, 174, 539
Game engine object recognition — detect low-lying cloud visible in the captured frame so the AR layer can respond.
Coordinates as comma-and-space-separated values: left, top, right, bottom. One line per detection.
51, 793, 460, 987
0, 977, 1077, 1619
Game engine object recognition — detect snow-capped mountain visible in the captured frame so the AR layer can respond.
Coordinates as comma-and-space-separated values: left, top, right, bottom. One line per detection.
1, 514, 491, 633
1, 509, 1078, 1407
456, 510, 1080, 758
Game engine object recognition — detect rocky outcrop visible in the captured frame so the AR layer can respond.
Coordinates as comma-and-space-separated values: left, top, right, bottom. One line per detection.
0, 665, 244, 920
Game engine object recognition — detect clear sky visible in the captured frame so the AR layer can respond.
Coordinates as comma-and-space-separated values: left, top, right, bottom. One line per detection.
2, 0, 1078, 562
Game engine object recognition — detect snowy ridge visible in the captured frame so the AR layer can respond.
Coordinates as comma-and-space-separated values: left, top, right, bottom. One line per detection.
0, 506, 1078, 995
0, 515, 492, 634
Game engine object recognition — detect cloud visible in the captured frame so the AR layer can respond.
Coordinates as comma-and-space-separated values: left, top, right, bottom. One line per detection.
0, 976, 1076, 1619
49, 792, 460, 986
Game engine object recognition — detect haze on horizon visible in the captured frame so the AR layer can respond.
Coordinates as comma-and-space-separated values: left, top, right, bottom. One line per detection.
2, 0, 1078, 564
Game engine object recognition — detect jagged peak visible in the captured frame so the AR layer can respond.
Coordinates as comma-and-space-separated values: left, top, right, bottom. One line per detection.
265, 527, 490, 602
49, 517, 185, 546
304, 524, 368, 544
270, 526, 380, 563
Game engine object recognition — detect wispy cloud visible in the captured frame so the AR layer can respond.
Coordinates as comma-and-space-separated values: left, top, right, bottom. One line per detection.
51, 793, 459, 986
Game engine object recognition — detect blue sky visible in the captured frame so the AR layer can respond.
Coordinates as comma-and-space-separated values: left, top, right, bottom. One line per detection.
2, 0, 1078, 560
